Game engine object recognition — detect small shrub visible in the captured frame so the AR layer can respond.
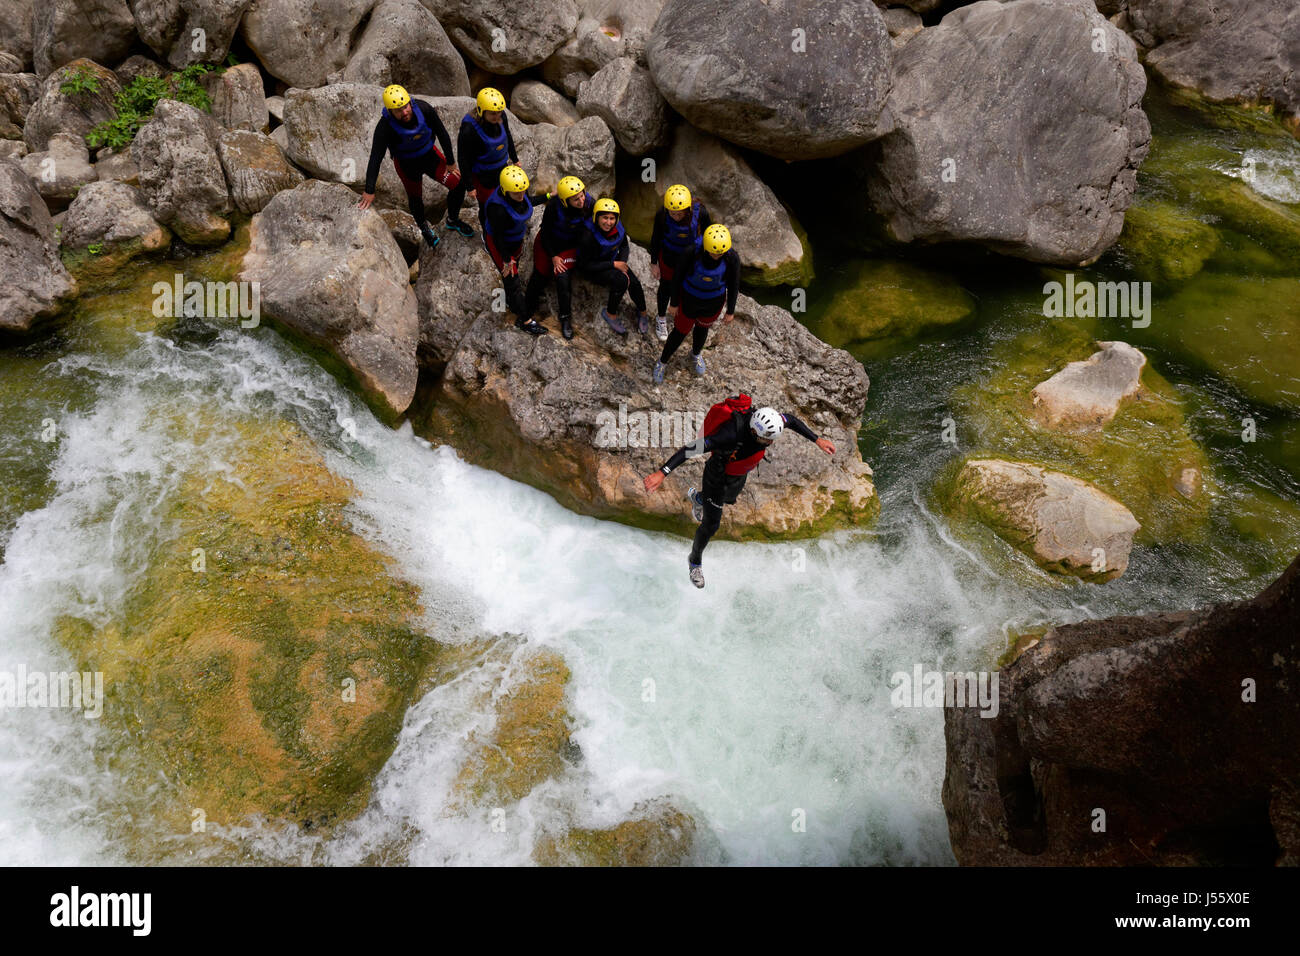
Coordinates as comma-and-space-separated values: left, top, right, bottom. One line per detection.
59, 66, 101, 98
87, 64, 223, 151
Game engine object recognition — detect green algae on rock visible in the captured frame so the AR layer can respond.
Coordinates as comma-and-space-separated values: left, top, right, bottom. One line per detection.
54, 416, 440, 832
1117, 199, 1219, 285
533, 801, 698, 866
947, 318, 1211, 545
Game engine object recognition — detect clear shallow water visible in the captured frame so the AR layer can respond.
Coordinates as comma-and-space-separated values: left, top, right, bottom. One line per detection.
2, 92, 1297, 866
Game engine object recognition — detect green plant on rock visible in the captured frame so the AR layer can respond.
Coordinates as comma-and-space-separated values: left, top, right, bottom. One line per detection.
87, 64, 221, 151
59, 65, 101, 98
88, 242, 105, 256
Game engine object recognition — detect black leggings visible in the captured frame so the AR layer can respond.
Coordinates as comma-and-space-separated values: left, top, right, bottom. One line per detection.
579, 263, 646, 314
690, 465, 746, 565
524, 268, 574, 321
397, 152, 464, 227
659, 325, 709, 363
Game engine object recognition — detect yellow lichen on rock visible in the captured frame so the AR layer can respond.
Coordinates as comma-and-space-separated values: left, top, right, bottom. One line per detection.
533, 802, 697, 866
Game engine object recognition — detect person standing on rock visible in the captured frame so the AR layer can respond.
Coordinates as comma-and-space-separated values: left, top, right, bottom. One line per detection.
459, 87, 519, 217
521, 175, 593, 341
642, 396, 835, 589
482, 165, 548, 336
576, 197, 650, 336
649, 184, 712, 341
653, 225, 738, 384
358, 85, 474, 247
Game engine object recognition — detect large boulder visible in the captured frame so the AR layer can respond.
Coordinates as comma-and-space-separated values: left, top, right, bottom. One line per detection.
618, 123, 810, 285
0, 72, 41, 140
647, 0, 892, 161
1127, 0, 1300, 137
524, 115, 616, 200
575, 57, 668, 155
132, 98, 232, 245
23, 59, 122, 152
0, 158, 77, 332
216, 128, 304, 213
416, 229, 877, 537
1031, 341, 1146, 431
241, 179, 419, 417
203, 62, 269, 133
342, 0, 471, 98
944, 553, 1300, 865
127, 0, 253, 68
59, 179, 170, 276
423, 0, 580, 74
32, 0, 138, 77
949, 458, 1141, 580
868, 0, 1150, 265
95, 146, 140, 185
509, 79, 580, 127
541, 0, 665, 96
241, 0, 374, 88
19, 131, 96, 207
0, 1, 35, 71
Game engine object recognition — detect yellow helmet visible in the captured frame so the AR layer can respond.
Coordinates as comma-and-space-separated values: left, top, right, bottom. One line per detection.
476, 87, 506, 113
383, 85, 410, 110
499, 165, 529, 193
592, 197, 620, 219
557, 175, 586, 201
664, 184, 692, 211
702, 224, 731, 255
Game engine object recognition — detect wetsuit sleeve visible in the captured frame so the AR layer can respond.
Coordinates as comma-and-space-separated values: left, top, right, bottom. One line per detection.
649, 210, 664, 259
669, 248, 696, 307
615, 232, 628, 262
698, 203, 713, 232
781, 413, 819, 442
458, 120, 480, 178
538, 196, 559, 245
658, 419, 740, 474
417, 101, 454, 162
364, 119, 391, 195
725, 250, 740, 314
576, 225, 597, 265
483, 204, 517, 269
505, 117, 518, 164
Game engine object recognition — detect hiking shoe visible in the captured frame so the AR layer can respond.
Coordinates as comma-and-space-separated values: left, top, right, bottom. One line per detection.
652, 360, 665, 385
516, 316, 549, 336
560, 316, 574, 340
688, 562, 705, 589
655, 315, 669, 341
444, 218, 474, 238
420, 224, 440, 248
601, 308, 627, 335
637, 311, 649, 334
692, 352, 706, 376
688, 487, 704, 523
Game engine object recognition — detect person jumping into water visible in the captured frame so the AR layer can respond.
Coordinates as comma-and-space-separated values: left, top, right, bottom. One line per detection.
358, 85, 474, 245
649, 184, 712, 341
642, 395, 835, 588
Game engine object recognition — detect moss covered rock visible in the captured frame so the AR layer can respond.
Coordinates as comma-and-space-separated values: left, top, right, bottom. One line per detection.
533, 801, 697, 866
1117, 199, 1219, 284
948, 318, 1211, 544
55, 416, 441, 831
805, 259, 976, 349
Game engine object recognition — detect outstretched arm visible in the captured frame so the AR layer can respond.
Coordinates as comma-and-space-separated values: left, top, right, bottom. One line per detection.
643, 420, 739, 491
782, 413, 835, 454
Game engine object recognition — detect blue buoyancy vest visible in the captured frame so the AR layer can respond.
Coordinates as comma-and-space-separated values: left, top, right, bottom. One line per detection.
483, 188, 532, 245
464, 112, 510, 175
682, 250, 728, 300
383, 103, 434, 159
585, 218, 625, 261
661, 201, 702, 256
546, 192, 594, 247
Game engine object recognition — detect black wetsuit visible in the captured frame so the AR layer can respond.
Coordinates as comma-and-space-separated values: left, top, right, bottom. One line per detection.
576, 220, 647, 314
363, 100, 463, 228
458, 113, 518, 210
660, 247, 740, 364
649, 202, 712, 316
659, 410, 819, 565
482, 190, 546, 317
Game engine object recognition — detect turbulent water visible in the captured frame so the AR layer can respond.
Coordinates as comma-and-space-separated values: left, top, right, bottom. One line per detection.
2, 94, 1297, 866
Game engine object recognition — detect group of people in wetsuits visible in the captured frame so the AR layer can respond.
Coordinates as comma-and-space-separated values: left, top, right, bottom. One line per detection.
361, 84, 835, 588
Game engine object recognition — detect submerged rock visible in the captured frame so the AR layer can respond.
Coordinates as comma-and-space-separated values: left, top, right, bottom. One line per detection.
869, 0, 1150, 265
1117, 199, 1220, 284
241, 179, 419, 417
807, 259, 975, 350
944, 553, 1300, 864
1031, 341, 1145, 431
950, 458, 1140, 580
54, 416, 441, 831
534, 800, 697, 866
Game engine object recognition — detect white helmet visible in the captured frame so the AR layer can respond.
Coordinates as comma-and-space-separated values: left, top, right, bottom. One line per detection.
750, 406, 783, 442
